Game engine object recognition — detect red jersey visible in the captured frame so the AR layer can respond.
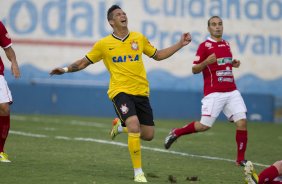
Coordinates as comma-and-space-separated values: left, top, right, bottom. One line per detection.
0, 21, 12, 75
193, 37, 237, 96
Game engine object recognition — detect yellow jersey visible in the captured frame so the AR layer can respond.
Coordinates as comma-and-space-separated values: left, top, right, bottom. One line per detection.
86, 32, 157, 99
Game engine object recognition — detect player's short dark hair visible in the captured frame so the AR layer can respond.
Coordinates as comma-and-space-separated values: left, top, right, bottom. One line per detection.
208, 16, 222, 26
107, 5, 121, 21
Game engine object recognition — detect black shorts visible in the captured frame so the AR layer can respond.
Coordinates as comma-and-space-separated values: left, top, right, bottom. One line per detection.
112, 92, 154, 126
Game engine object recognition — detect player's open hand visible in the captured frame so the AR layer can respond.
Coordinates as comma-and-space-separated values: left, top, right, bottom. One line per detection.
11, 62, 20, 79
50, 68, 65, 76
181, 32, 192, 46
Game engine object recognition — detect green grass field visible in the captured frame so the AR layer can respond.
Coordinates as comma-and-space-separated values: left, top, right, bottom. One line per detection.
1, 114, 281, 184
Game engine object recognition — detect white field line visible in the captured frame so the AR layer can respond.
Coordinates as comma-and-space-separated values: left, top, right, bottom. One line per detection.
10, 130, 269, 167
10, 130, 47, 138
11, 115, 106, 128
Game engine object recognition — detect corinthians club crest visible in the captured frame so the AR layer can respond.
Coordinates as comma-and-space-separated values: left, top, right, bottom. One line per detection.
131, 41, 139, 51
120, 104, 129, 114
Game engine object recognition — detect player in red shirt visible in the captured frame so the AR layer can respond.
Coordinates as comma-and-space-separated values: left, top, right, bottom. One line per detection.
0, 21, 20, 162
245, 160, 282, 184
164, 16, 248, 166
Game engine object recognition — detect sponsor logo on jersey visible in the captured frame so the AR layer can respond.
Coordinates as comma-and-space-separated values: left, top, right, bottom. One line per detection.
218, 44, 226, 47
216, 57, 232, 65
112, 54, 140, 62
218, 77, 234, 82
216, 70, 233, 76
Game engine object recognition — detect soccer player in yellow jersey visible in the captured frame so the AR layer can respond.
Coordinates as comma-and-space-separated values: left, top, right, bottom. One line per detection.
50, 4, 191, 182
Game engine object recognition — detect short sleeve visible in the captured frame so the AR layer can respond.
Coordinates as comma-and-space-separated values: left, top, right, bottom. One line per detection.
193, 43, 206, 65
0, 21, 12, 48
143, 35, 157, 58
85, 41, 103, 63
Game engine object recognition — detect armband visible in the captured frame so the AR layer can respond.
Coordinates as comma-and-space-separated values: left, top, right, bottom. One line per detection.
63, 67, 69, 73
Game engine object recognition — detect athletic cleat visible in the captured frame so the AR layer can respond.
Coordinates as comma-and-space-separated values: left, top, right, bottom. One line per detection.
110, 118, 121, 140
237, 160, 248, 167
164, 129, 178, 149
134, 173, 147, 182
0, 152, 11, 163
244, 161, 259, 184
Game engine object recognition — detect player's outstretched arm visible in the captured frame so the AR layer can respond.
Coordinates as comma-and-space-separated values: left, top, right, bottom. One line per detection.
50, 57, 91, 75
4, 46, 20, 79
153, 32, 192, 61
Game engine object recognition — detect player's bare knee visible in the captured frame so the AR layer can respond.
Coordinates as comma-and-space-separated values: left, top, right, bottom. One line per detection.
140, 129, 154, 141
141, 134, 154, 141
235, 119, 247, 130
125, 119, 141, 133
140, 125, 154, 141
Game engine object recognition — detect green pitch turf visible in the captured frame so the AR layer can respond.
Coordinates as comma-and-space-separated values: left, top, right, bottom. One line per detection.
1, 114, 281, 184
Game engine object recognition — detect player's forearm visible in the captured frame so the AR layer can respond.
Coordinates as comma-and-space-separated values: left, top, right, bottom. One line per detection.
67, 58, 90, 72
192, 62, 207, 74
50, 57, 91, 75
154, 42, 182, 61
4, 46, 17, 64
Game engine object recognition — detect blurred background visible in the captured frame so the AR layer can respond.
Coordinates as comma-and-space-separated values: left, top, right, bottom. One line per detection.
0, 0, 281, 123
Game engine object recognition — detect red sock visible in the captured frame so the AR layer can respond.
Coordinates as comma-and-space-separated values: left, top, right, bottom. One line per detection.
270, 181, 282, 184
0, 115, 10, 153
174, 121, 197, 137
258, 165, 279, 184
235, 130, 247, 162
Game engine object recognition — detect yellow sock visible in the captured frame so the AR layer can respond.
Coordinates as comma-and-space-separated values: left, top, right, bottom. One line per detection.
128, 133, 141, 169
122, 127, 128, 133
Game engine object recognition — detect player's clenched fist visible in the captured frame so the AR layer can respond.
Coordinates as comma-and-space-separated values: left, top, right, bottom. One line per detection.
204, 53, 217, 65
232, 59, 241, 68
182, 32, 192, 46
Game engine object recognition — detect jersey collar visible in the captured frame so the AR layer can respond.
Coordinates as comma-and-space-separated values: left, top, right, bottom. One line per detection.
207, 37, 224, 43
112, 32, 130, 42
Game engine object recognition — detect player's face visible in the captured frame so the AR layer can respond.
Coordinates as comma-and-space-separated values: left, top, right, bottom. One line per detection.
110, 9, 128, 28
208, 17, 223, 39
